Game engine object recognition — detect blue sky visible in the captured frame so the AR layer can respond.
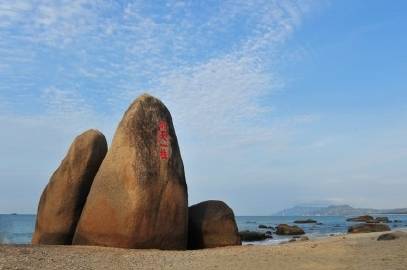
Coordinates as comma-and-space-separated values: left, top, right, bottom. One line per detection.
0, 0, 406, 215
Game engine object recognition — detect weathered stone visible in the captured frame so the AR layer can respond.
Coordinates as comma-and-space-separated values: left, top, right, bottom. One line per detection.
188, 200, 241, 249
348, 223, 390, 233
32, 130, 107, 245
73, 94, 188, 250
276, 224, 305, 235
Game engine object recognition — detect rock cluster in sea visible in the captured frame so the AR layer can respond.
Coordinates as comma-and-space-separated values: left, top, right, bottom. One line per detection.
346, 215, 393, 234
346, 215, 392, 223
32, 94, 241, 250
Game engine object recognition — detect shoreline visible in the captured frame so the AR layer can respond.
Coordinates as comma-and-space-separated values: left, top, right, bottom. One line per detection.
242, 227, 407, 246
1, 231, 407, 269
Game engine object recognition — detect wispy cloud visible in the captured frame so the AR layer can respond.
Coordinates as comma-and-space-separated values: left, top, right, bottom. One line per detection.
0, 1, 32, 28
1, 0, 316, 141
0, 0, 323, 213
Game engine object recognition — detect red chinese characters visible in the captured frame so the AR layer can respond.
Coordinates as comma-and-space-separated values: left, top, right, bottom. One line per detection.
158, 120, 169, 160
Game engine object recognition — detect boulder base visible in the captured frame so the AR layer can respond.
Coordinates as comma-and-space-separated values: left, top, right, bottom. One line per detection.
32, 130, 107, 245
188, 200, 241, 249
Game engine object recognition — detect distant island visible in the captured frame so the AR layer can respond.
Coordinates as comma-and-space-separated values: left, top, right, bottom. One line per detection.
273, 204, 407, 216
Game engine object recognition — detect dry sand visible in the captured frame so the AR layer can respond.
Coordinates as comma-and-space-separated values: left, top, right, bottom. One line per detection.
1, 231, 407, 270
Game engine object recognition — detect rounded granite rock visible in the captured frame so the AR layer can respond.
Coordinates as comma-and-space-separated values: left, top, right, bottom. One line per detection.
32, 129, 107, 245
188, 200, 241, 249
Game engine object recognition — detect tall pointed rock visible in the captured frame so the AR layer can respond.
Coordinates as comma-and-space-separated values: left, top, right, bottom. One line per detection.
73, 94, 188, 249
32, 129, 107, 245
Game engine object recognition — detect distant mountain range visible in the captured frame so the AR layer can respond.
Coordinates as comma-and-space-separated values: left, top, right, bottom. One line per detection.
273, 204, 407, 216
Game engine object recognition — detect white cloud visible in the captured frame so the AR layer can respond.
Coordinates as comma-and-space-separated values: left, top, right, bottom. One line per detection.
155, 55, 273, 140
0, 0, 326, 213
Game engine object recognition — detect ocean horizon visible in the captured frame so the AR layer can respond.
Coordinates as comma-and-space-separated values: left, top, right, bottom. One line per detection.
2, 214, 407, 245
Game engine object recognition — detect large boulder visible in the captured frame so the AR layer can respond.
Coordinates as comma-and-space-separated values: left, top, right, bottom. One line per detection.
276, 224, 305, 235
348, 223, 390, 233
188, 200, 241, 249
32, 130, 107, 245
73, 94, 188, 250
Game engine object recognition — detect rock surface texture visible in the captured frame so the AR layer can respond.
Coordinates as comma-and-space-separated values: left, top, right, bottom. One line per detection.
188, 200, 241, 249
32, 130, 107, 245
73, 94, 188, 250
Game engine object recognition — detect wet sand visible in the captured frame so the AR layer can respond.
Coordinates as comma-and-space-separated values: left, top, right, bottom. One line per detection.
1, 231, 406, 270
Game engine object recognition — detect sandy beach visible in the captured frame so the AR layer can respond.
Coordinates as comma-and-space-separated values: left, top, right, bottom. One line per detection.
1, 231, 406, 270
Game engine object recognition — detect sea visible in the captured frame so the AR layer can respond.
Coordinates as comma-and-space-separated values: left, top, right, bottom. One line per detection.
1, 214, 407, 245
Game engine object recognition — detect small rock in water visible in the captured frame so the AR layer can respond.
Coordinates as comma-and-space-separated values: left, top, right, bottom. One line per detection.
294, 219, 317, 224
346, 215, 374, 222
276, 224, 305, 235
